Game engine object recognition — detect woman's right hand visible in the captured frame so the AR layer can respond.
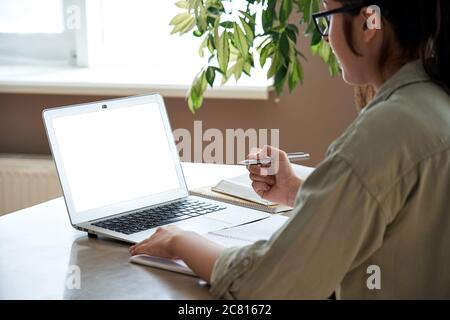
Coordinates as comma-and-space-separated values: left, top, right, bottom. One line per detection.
247, 145, 302, 208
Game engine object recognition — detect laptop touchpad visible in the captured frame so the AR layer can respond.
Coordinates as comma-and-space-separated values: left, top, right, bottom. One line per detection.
173, 216, 231, 234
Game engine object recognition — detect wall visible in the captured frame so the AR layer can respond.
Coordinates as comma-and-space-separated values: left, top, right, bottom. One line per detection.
0, 54, 357, 167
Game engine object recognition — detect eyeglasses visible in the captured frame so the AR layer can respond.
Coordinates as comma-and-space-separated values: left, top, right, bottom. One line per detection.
312, 5, 364, 37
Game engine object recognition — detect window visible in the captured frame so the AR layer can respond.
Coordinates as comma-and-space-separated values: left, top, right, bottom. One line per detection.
0, 0, 270, 97
0, 0, 64, 33
88, 0, 268, 86
0, 0, 74, 64
85, 0, 208, 85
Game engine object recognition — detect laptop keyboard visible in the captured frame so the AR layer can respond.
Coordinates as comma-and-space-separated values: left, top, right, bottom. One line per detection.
92, 199, 227, 235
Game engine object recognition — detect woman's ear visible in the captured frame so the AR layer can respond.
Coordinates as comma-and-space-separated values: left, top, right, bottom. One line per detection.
360, 6, 381, 43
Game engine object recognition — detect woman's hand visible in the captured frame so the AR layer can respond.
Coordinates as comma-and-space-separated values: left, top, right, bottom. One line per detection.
129, 225, 225, 283
247, 145, 302, 207
129, 225, 187, 259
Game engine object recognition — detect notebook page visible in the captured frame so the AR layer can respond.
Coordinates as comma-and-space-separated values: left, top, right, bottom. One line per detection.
213, 180, 274, 206
208, 215, 289, 243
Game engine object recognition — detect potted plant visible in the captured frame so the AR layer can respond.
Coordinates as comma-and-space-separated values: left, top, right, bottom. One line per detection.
170, 0, 340, 112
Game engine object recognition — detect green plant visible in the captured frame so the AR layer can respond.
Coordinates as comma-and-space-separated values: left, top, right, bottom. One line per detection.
170, 0, 340, 112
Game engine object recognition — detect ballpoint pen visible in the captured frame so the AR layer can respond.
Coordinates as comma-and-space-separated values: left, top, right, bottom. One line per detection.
238, 152, 310, 166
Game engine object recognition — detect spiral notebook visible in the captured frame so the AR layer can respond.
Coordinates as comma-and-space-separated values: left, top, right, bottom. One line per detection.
189, 185, 292, 213
189, 165, 315, 213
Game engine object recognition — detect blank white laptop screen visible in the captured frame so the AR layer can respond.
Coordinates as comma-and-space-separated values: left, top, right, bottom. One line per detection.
51, 102, 181, 213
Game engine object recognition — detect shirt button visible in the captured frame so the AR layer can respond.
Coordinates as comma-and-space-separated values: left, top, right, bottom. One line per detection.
242, 258, 250, 268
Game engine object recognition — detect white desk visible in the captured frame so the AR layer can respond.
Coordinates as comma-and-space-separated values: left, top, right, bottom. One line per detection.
0, 163, 311, 299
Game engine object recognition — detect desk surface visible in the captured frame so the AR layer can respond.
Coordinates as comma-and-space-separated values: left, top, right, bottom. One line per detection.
0, 163, 312, 299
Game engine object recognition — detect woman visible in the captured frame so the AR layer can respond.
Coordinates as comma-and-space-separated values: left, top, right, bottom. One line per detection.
130, 0, 450, 299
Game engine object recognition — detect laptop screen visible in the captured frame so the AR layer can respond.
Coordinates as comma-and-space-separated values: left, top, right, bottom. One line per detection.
51, 102, 182, 214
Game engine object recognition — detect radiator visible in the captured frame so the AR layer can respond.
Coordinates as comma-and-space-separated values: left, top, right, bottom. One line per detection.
0, 154, 62, 216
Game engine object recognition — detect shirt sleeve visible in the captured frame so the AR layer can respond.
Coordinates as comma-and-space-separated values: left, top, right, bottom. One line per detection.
209, 154, 387, 299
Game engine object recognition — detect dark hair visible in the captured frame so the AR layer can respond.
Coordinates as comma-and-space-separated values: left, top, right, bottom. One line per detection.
337, 0, 450, 93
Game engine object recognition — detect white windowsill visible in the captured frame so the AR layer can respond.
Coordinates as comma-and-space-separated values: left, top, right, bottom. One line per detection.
0, 65, 272, 100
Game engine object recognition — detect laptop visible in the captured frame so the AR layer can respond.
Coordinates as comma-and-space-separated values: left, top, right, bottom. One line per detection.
43, 94, 269, 244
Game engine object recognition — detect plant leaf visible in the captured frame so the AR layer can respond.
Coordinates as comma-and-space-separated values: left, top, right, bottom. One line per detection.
243, 60, 252, 76
274, 66, 288, 95
188, 71, 208, 113
169, 12, 191, 26
279, 33, 290, 66
279, 0, 293, 25
267, 51, 281, 79
175, 1, 188, 9
233, 58, 244, 81
198, 35, 208, 57
319, 40, 331, 63
239, 17, 254, 43
238, 10, 256, 24
289, 59, 303, 92
220, 21, 234, 29
233, 23, 249, 60
260, 42, 275, 68
310, 29, 322, 47
171, 16, 196, 35
328, 52, 341, 76
207, 34, 215, 54
206, 66, 216, 86
217, 31, 230, 73
196, 3, 208, 32
262, 0, 276, 32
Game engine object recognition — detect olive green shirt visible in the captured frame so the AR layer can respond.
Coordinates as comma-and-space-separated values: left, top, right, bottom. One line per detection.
209, 60, 450, 299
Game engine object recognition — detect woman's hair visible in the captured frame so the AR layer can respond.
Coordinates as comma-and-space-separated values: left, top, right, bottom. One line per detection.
337, 0, 450, 93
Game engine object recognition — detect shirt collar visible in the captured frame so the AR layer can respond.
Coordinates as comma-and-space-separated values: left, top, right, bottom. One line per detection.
362, 60, 431, 113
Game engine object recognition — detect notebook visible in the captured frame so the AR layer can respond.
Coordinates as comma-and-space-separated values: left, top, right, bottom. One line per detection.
189, 164, 315, 213
129, 215, 289, 276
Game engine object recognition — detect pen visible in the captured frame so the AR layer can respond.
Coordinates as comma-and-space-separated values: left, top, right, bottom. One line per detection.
238, 152, 310, 166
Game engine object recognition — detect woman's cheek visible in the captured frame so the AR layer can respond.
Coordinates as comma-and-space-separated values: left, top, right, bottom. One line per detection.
328, 19, 355, 84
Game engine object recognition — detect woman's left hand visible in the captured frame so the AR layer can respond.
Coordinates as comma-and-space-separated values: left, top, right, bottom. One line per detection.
129, 225, 187, 259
